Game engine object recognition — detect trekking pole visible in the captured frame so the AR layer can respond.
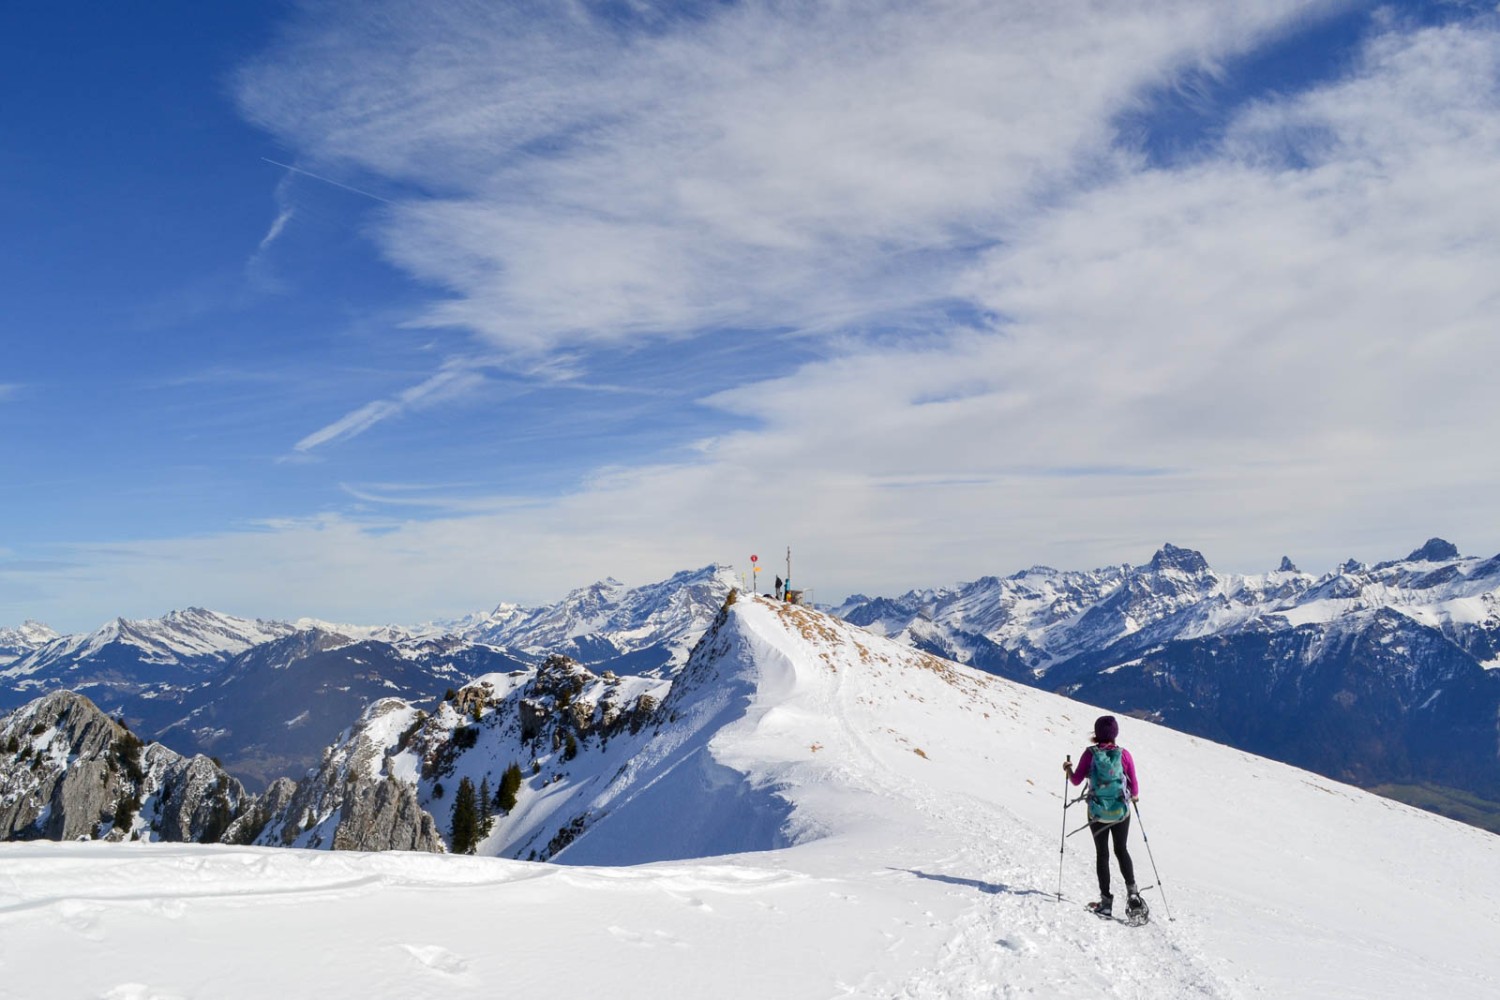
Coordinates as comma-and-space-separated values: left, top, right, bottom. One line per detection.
1131, 799, 1173, 921
1056, 756, 1069, 902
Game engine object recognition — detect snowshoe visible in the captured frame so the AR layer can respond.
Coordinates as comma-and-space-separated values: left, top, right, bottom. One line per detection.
1087, 896, 1113, 918
1124, 892, 1149, 926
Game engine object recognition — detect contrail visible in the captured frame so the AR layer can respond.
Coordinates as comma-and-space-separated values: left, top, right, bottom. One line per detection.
260, 157, 393, 204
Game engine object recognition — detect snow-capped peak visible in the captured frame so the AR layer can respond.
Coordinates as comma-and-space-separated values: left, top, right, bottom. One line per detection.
4, 607, 299, 678
455, 564, 738, 668
0, 620, 61, 667
3, 593, 1498, 998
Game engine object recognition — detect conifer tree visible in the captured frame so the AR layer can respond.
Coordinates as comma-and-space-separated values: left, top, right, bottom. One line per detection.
478, 777, 494, 839
498, 762, 524, 812
450, 777, 480, 854
114, 792, 141, 836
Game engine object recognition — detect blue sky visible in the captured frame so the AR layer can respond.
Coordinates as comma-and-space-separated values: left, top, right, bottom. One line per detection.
5, 1, 1500, 632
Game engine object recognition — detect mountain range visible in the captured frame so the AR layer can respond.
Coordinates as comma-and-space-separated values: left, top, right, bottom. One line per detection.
3, 592, 1497, 998
3, 542, 1498, 828
832, 537, 1500, 824
0, 566, 737, 789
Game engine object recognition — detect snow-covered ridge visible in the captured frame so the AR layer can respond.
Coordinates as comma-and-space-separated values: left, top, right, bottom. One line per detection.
0, 567, 739, 794
2, 564, 738, 680
8, 594, 1498, 997
833, 538, 1500, 820
2, 608, 300, 679
0, 620, 59, 667
836, 538, 1500, 673
451, 563, 738, 669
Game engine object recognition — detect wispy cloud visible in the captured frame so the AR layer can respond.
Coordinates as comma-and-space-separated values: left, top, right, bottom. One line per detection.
245, 168, 301, 289
0, 384, 20, 402
339, 481, 534, 513
230, 15, 1499, 601
26, 5, 1495, 632
256, 206, 295, 253
292, 364, 486, 453
236, 0, 1318, 356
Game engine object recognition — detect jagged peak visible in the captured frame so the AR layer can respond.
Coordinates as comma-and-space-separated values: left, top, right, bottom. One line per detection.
663, 563, 726, 582
1147, 543, 1211, 575
1278, 556, 1299, 573
1406, 538, 1459, 563
13, 619, 59, 637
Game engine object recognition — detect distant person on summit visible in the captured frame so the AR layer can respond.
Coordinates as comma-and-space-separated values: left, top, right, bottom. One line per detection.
1064, 715, 1144, 919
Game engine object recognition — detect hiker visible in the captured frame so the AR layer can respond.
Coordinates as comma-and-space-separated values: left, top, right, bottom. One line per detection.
1064, 715, 1143, 919
775, 576, 784, 600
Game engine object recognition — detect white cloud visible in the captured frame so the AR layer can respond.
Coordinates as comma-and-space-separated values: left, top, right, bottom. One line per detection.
269, 18, 1497, 604
256, 206, 294, 253
678, 19, 1500, 573
25, 6, 1498, 630
236, 0, 1320, 355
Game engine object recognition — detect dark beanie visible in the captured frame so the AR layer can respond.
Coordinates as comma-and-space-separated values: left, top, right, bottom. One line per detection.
1093, 715, 1119, 743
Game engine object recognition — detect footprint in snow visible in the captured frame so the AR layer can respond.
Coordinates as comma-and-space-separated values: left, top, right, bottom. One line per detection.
150, 897, 187, 920
58, 899, 105, 940
607, 926, 688, 948
101, 986, 186, 1000
402, 944, 469, 976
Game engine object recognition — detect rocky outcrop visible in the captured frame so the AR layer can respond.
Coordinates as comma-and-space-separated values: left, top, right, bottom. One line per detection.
0, 690, 249, 843
1, 691, 136, 840
223, 776, 297, 845
246, 699, 444, 853
331, 775, 442, 852
145, 748, 240, 843
525, 654, 663, 745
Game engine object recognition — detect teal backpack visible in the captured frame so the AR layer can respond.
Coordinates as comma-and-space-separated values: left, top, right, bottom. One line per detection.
1088, 746, 1130, 823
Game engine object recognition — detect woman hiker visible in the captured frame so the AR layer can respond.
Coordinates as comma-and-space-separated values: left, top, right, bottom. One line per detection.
1064, 715, 1144, 918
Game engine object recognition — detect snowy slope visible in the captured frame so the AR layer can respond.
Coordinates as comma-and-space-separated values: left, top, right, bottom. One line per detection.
453, 564, 738, 672
2, 595, 1497, 999
1, 608, 298, 686
0, 620, 59, 668
837, 540, 1500, 676
837, 540, 1500, 812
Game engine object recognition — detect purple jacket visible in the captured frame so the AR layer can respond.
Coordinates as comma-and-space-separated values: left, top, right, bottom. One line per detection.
1070, 744, 1139, 798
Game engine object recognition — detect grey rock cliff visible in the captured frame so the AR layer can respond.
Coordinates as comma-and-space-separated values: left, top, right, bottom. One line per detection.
1, 690, 250, 843
249, 699, 443, 853
331, 774, 442, 852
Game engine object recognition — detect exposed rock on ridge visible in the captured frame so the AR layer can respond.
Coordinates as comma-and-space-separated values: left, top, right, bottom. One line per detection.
244, 699, 443, 853
0, 690, 247, 843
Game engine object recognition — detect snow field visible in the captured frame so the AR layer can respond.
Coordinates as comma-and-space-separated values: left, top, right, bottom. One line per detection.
1, 595, 1497, 998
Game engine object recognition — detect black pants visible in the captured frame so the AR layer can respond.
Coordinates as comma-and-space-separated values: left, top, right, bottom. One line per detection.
1090, 817, 1135, 897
